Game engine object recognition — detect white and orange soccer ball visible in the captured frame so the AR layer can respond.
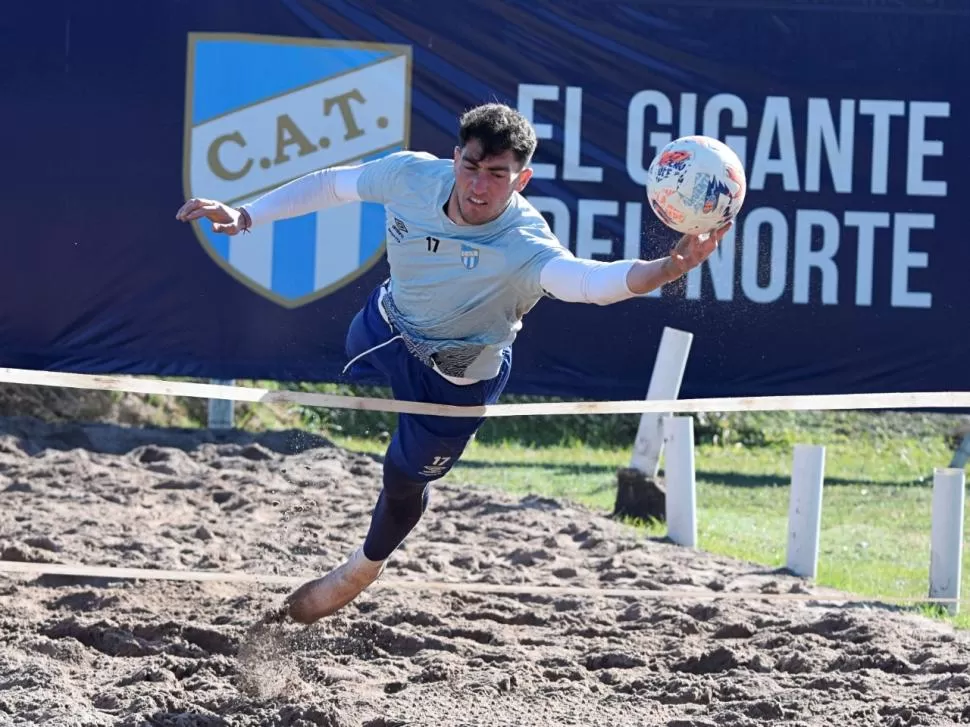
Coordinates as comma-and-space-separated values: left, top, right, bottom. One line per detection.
644, 135, 746, 235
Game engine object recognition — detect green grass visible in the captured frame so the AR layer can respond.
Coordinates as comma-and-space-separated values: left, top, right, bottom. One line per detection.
330, 411, 970, 629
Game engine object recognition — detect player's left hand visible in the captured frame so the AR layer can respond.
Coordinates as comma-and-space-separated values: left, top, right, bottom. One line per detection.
666, 221, 733, 277
175, 197, 248, 235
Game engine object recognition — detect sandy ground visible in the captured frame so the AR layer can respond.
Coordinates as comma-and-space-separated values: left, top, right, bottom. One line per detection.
1, 415, 969, 727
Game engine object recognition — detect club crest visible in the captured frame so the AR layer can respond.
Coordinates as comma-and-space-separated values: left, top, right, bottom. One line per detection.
182, 32, 412, 308
460, 244, 480, 270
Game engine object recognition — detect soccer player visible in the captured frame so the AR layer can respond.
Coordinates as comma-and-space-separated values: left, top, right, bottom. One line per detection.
176, 103, 731, 625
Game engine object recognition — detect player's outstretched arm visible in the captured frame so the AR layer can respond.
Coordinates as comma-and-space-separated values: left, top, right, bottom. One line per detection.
627, 221, 733, 295
539, 222, 732, 304
175, 165, 365, 235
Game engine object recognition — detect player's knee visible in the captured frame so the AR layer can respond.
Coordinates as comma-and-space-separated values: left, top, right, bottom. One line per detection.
383, 456, 429, 498
382, 458, 431, 520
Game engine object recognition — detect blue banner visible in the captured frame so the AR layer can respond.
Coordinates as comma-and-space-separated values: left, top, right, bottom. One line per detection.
1, 1, 967, 401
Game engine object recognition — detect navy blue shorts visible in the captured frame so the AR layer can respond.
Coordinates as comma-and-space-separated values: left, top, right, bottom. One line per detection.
343, 284, 511, 482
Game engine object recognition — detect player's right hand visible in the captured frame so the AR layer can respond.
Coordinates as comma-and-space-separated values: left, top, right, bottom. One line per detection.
175, 198, 247, 235
667, 220, 733, 276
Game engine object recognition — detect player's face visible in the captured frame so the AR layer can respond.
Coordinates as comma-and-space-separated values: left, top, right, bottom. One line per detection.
452, 139, 533, 225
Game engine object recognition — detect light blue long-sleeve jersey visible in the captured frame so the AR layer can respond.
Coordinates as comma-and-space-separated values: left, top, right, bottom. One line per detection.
355, 151, 570, 381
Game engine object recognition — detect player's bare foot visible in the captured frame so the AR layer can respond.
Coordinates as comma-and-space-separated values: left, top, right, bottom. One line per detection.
284, 547, 386, 624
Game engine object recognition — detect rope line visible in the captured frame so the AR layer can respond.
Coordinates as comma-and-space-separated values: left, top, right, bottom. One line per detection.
0, 560, 962, 606
1, 367, 969, 418
2, 366, 964, 610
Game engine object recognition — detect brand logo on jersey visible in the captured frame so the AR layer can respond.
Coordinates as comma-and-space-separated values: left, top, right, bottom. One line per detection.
182, 33, 412, 308
389, 217, 408, 243
460, 244, 480, 270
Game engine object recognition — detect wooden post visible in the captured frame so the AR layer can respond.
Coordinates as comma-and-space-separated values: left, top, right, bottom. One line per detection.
663, 415, 697, 547
949, 431, 970, 469
207, 379, 235, 430
786, 444, 826, 579
630, 327, 694, 476
613, 328, 693, 523
929, 467, 965, 615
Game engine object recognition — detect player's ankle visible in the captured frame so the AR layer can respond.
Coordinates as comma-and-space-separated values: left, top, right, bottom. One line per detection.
359, 543, 387, 563
348, 547, 387, 579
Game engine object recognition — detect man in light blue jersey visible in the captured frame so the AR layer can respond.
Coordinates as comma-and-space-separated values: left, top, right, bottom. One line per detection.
176, 103, 731, 625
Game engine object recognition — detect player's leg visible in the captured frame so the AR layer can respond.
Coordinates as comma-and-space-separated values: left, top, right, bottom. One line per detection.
282, 284, 398, 624
285, 345, 511, 624
361, 400, 492, 560
366, 343, 511, 559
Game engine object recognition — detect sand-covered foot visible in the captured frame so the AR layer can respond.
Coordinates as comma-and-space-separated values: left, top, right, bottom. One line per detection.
284, 547, 386, 624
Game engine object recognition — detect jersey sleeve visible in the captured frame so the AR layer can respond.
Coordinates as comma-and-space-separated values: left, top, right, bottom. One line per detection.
538, 256, 639, 304
355, 150, 437, 204
242, 165, 362, 228
512, 229, 574, 301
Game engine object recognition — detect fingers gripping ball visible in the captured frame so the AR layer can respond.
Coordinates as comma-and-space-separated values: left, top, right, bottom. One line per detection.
645, 135, 746, 235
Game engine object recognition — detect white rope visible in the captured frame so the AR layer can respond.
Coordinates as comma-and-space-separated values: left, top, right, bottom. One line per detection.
1, 366, 969, 418
3, 368, 963, 609
0, 560, 962, 605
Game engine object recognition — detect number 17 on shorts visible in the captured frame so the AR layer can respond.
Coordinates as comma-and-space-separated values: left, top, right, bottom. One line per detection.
419, 456, 452, 478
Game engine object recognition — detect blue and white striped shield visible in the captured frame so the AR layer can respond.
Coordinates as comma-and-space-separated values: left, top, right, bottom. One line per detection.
182, 33, 412, 308
460, 244, 480, 270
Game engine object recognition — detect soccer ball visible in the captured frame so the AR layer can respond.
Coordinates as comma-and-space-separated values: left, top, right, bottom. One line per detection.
644, 135, 746, 236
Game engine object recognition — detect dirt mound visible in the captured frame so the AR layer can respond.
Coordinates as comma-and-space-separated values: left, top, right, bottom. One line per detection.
2, 417, 969, 726
0, 383, 200, 428
0, 382, 301, 433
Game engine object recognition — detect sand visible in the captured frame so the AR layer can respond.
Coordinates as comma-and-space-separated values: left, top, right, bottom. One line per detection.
1, 415, 969, 726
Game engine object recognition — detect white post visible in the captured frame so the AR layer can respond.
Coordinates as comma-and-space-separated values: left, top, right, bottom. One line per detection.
663, 415, 697, 548
207, 379, 235, 430
630, 327, 694, 476
929, 467, 965, 615
786, 444, 826, 579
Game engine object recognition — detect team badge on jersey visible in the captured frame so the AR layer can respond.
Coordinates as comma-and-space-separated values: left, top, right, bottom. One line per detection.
460, 244, 480, 270
182, 33, 412, 308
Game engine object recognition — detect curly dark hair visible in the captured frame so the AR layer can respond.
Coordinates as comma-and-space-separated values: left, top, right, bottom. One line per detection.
458, 103, 537, 167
